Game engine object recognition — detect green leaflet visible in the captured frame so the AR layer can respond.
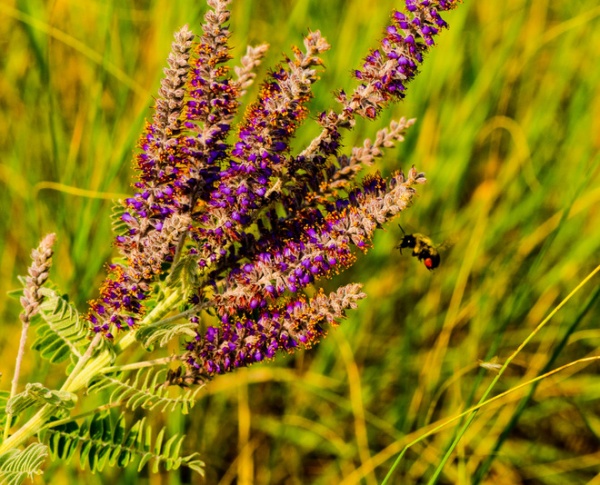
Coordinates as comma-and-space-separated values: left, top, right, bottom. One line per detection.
0, 391, 10, 429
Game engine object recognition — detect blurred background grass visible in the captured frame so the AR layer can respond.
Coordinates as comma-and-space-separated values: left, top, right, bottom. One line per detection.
2, 0, 600, 483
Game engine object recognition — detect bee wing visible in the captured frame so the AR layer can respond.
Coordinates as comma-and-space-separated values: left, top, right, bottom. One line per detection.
436, 237, 456, 252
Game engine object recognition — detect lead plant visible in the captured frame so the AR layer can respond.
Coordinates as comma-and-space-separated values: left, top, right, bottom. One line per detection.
0, 0, 460, 480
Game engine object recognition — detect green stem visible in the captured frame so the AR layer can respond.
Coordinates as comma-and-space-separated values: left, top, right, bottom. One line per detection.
65, 290, 182, 392
101, 355, 179, 375
0, 404, 55, 455
60, 333, 103, 392
42, 401, 124, 431
0, 288, 183, 455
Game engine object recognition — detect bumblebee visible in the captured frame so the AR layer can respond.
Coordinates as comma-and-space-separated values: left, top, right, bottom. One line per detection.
397, 226, 441, 271
165, 366, 196, 388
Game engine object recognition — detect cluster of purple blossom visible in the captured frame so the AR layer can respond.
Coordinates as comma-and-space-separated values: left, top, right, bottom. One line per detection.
85, 0, 460, 384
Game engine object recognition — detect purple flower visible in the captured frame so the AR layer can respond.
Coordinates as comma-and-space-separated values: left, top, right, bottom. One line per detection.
185, 284, 365, 380
213, 169, 424, 317
354, 0, 459, 113
82, 0, 461, 388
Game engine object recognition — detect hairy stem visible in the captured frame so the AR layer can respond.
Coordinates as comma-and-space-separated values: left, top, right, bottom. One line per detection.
3, 318, 32, 442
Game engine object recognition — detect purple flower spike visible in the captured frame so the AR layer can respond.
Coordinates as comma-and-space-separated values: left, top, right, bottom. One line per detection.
79, 0, 461, 389
185, 285, 365, 381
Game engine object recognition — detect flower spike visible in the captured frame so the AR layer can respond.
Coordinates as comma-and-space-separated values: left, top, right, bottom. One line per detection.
81, 1, 460, 384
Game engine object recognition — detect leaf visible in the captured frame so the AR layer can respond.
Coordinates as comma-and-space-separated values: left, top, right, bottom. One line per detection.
32, 288, 93, 364
88, 368, 201, 415
6, 383, 76, 416
0, 391, 10, 429
42, 412, 204, 476
135, 319, 197, 349
0, 443, 48, 485
110, 200, 129, 237
165, 254, 200, 299
5, 288, 24, 300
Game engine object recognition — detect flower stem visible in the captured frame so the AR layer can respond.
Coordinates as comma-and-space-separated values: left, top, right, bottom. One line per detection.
3, 317, 32, 442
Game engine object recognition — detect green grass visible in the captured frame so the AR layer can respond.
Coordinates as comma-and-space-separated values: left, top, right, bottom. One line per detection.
2, 0, 600, 483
